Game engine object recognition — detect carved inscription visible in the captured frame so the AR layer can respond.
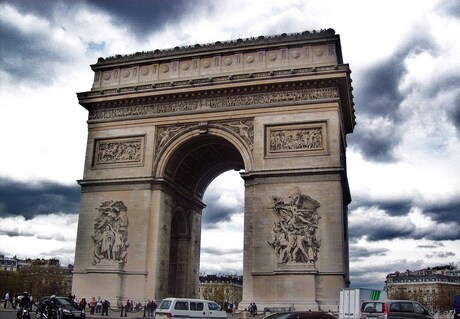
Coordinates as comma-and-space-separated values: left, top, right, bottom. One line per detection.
89, 87, 339, 121
92, 200, 130, 265
268, 192, 321, 264
94, 136, 144, 167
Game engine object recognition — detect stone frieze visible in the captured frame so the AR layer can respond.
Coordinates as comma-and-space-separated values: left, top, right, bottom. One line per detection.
89, 87, 339, 121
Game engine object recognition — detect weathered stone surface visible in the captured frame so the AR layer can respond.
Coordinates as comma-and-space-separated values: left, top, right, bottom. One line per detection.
73, 29, 354, 312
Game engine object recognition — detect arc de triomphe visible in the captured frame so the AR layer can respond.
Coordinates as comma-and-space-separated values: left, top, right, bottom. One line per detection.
73, 29, 355, 312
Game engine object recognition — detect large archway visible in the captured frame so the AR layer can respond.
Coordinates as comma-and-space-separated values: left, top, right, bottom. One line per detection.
158, 133, 246, 297
73, 29, 355, 312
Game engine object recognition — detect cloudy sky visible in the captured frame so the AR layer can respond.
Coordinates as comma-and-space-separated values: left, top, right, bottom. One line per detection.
0, 0, 459, 290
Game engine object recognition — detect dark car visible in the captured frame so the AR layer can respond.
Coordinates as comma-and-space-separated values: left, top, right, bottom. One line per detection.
36, 296, 85, 319
264, 311, 336, 319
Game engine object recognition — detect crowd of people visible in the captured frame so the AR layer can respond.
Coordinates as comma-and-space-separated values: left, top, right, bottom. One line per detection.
3, 291, 257, 318
3, 291, 34, 310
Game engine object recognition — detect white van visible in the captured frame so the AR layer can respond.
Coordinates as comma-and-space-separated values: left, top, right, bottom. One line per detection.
155, 298, 228, 319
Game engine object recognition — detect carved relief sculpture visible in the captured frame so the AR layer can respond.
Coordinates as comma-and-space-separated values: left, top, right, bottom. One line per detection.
92, 200, 130, 265
270, 127, 322, 151
156, 125, 186, 150
222, 119, 254, 149
94, 136, 144, 167
268, 192, 321, 264
88, 87, 339, 121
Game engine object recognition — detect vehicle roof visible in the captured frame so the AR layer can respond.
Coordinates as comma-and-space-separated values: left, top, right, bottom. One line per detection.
362, 300, 421, 303
264, 311, 335, 319
161, 297, 217, 303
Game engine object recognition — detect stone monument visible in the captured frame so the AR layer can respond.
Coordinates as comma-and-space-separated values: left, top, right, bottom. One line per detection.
73, 29, 355, 312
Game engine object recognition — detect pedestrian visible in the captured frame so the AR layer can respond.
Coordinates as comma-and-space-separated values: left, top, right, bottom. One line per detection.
4, 292, 9, 309
89, 297, 96, 314
79, 298, 87, 310
102, 299, 110, 316
96, 297, 102, 314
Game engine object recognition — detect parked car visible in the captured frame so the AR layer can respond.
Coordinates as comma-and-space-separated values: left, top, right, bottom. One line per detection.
36, 296, 85, 319
360, 300, 433, 319
264, 311, 336, 319
454, 294, 460, 319
155, 298, 227, 319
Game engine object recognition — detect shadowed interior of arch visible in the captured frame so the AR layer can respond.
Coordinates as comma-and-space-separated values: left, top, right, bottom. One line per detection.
164, 135, 245, 199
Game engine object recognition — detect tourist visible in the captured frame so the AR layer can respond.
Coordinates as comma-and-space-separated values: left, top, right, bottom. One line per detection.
96, 296, 102, 314
89, 297, 96, 314
101, 299, 110, 316
3, 292, 9, 309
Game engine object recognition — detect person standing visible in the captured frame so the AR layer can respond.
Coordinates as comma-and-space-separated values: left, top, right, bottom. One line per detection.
4, 292, 9, 309
101, 300, 110, 316
89, 297, 96, 314
96, 297, 102, 314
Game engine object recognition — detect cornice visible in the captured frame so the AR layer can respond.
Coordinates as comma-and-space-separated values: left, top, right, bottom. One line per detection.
78, 64, 350, 101
93, 29, 338, 67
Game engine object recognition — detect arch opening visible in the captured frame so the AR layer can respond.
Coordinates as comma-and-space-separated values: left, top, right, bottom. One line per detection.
164, 135, 245, 199
164, 134, 246, 298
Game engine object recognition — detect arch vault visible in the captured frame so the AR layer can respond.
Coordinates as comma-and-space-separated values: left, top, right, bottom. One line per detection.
73, 29, 355, 312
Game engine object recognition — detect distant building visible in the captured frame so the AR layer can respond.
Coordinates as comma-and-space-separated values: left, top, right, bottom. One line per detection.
0, 255, 18, 271
199, 274, 242, 307
384, 264, 460, 312
0, 256, 74, 299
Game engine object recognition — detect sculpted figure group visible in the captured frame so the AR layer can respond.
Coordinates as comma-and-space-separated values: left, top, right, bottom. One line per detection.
268, 192, 321, 263
92, 200, 130, 265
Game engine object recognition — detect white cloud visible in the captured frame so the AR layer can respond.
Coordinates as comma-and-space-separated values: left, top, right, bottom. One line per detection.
0, 214, 78, 264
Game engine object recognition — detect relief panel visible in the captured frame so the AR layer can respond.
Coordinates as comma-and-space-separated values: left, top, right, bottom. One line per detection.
92, 200, 129, 265
265, 121, 328, 158
93, 135, 145, 168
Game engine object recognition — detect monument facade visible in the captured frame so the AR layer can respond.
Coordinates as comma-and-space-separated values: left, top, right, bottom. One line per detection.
73, 29, 355, 312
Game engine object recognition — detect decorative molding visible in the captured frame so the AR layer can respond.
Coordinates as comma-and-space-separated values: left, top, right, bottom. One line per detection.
154, 119, 254, 152
265, 121, 328, 158
93, 135, 145, 168
88, 87, 339, 121
95, 29, 336, 65
268, 192, 321, 264
92, 200, 130, 265
153, 119, 254, 176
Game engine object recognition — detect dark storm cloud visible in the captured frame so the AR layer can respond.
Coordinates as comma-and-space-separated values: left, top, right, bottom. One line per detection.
202, 192, 243, 228
0, 1, 74, 85
0, 177, 80, 219
349, 32, 437, 162
0, 0, 59, 18
349, 198, 460, 242
348, 55, 405, 162
350, 198, 412, 216
86, 0, 196, 35
449, 92, 460, 132
349, 219, 415, 242
350, 246, 388, 260
423, 199, 460, 224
